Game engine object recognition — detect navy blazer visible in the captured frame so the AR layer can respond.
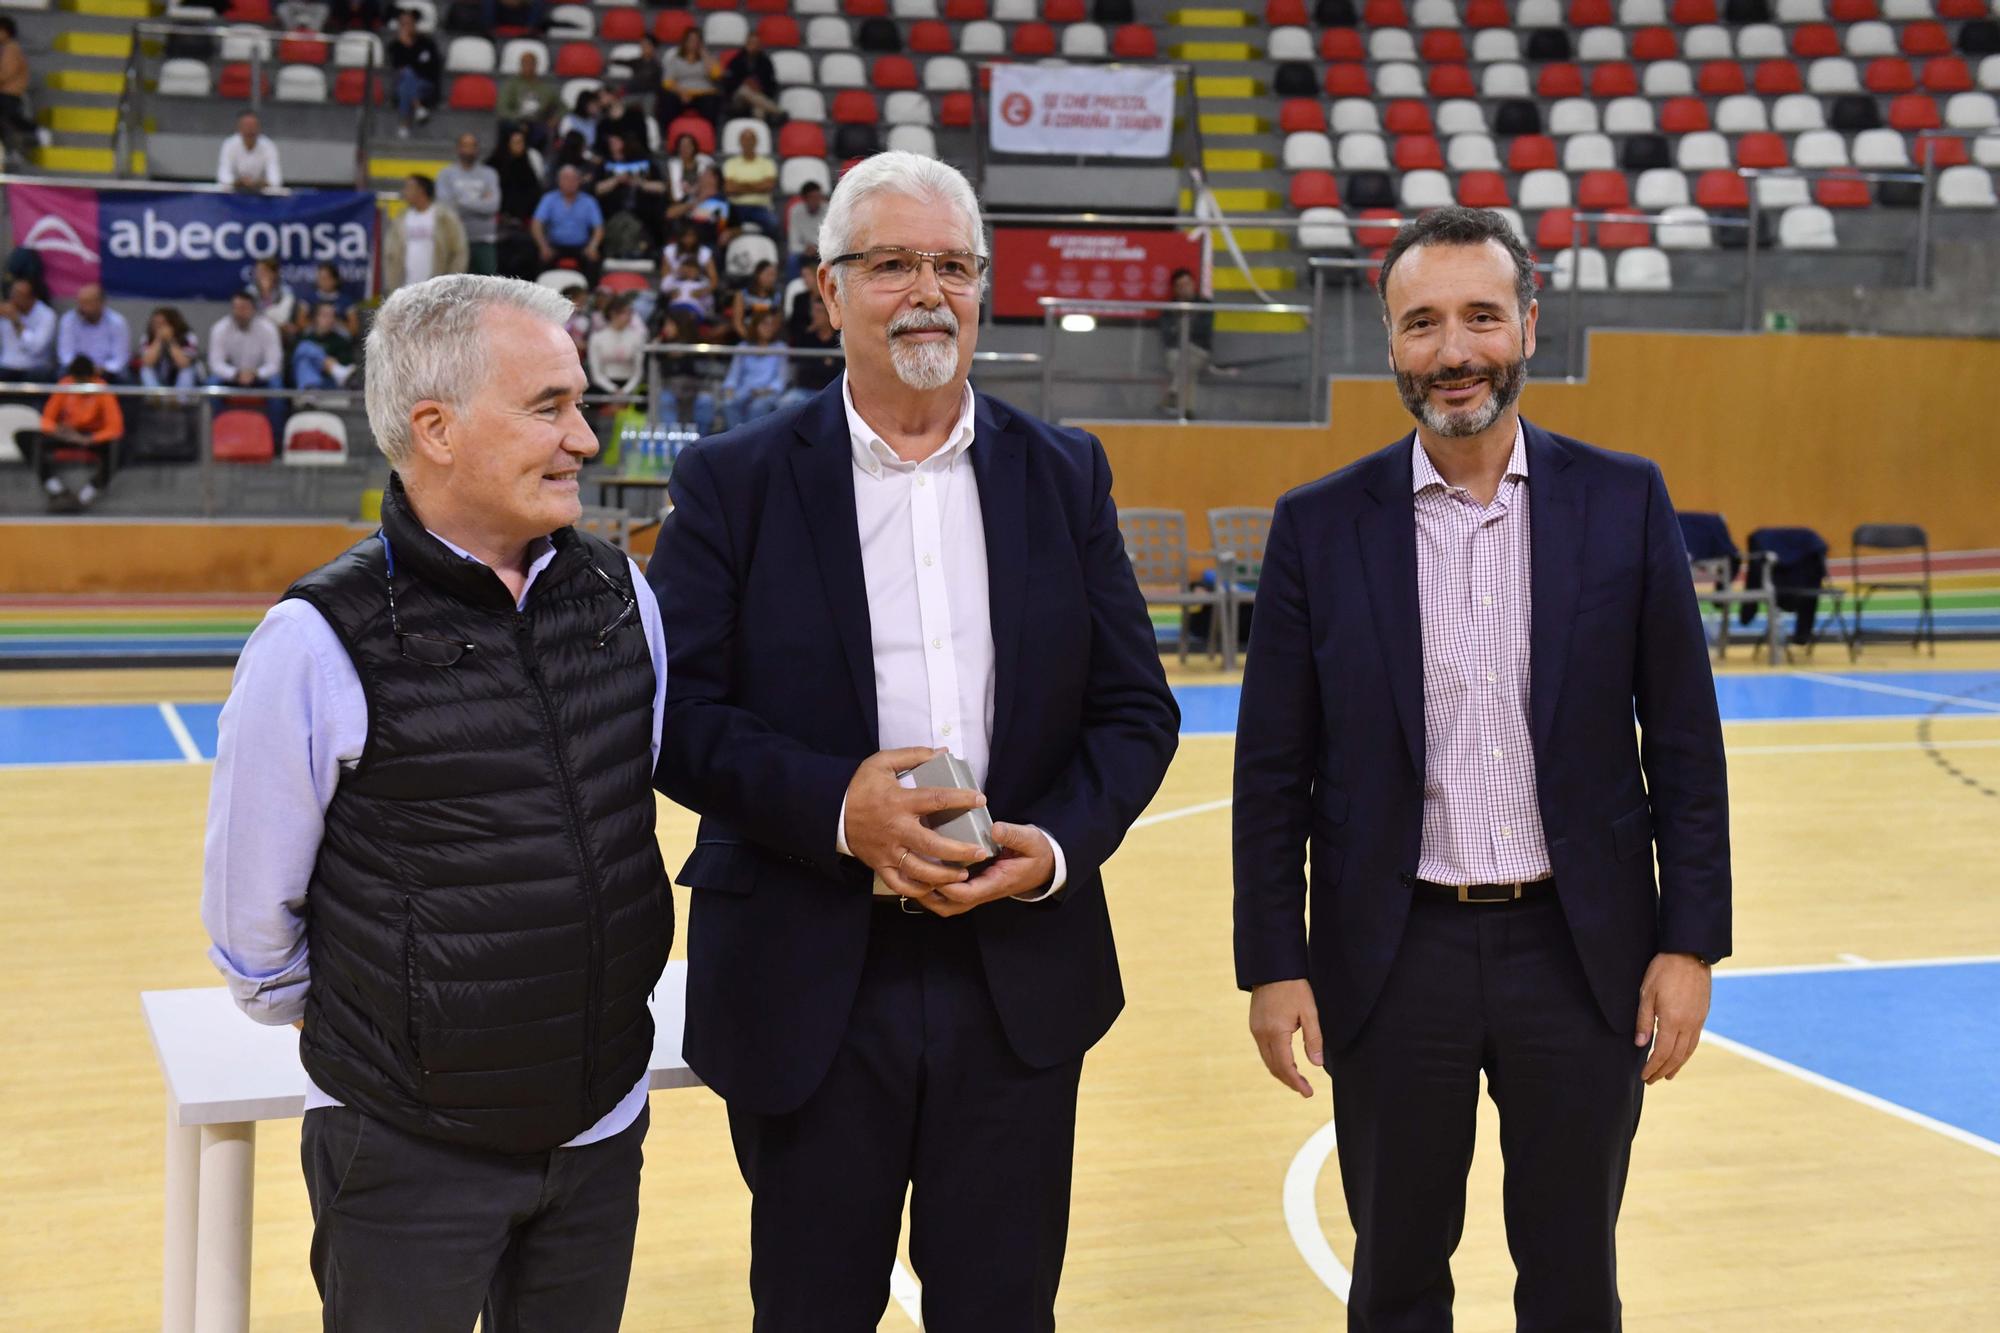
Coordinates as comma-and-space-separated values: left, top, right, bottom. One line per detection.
649, 381, 1180, 1115
1232, 419, 1731, 1051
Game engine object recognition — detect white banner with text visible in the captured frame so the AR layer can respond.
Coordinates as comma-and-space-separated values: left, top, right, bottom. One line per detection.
987, 64, 1176, 158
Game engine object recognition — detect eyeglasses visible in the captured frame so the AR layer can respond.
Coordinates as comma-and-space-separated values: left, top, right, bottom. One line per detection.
826, 247, 989, 293
587, 563, 638, 649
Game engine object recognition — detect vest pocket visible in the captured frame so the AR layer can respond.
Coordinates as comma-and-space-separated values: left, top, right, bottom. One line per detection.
402, 899, 428, 1075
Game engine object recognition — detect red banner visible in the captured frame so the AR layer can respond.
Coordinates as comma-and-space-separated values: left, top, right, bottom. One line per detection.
990, 228, 1203, 320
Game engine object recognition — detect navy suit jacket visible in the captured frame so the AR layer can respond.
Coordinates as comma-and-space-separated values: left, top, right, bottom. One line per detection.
1232, 419, 1732, 1051
649, 381, 1180, 1115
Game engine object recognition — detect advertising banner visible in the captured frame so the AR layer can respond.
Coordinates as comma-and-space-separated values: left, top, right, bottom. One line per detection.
988, 64, 1176, 159
990, 227, 1204, 320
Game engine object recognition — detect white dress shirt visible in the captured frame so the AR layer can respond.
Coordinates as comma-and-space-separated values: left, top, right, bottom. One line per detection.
217, 134, 283, 189
831, 374, 1065, 899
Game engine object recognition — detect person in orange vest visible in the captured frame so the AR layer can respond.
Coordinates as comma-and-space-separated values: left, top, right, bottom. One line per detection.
27, 355, 124, 513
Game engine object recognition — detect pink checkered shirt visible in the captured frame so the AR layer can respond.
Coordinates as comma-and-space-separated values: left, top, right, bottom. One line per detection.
1413, 423, 1553, 886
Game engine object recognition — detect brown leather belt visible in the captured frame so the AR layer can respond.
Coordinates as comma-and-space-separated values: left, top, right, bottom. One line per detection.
1407, 875, 1556, 905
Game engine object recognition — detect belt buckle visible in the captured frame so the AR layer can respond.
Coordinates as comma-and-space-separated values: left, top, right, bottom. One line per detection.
1456, 881, 1520, 904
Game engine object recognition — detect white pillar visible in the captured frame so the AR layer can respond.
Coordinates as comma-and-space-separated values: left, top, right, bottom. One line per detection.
163, 1102, 201, 1333
193, 1120, 256, 1333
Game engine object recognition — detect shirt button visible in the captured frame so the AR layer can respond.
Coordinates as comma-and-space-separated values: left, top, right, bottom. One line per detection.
1490, 747, 1501, 759
941, 724, 953, 736
932, 637, 943, 649
923, 554, 934, 567
1481, 595, 1493, 607
1486, 672, 1497, 684
915, 476, 927, 488
1500, 827, 1512, 839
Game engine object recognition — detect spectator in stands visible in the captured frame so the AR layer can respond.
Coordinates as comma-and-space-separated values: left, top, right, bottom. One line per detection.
386, 7, 443, 140
561, 284, 591, 356
585, 292, 646, 398
292, 301, 358, 391
728, 260, 782, 343
483, 0, 547, 34
0, 17, 39, 170
438, 133, 502, 276
652, 308, 715, 431
218, 112, 282, 191
325, 0, 383, 29
384, 175, 470, 293
251, 257, 298, 337
490, 126, 545, 231
498, 49, 557, 149
783, 294, 839, 408
591, 89, 651, 162
25, 355, 123, 513
625, 34, 663, 119
594, 134, 669, 256
533, 165, 606, 285
664, 133, 714, 207
555, 89, 602, 161
784, 180, 825, 282
56, 284, 132, 384
683, 165, 732, 247
658, 30, 721, 127
722, 127, 780, 238
297, 261, 361, 339
721, 32, 782, 127
1159, 267, 1213, 418
0, 275, 57, 381
663, 222, 719, 295
661, 250, 714, 330
719, 309, 788, 428
208, 290, 284, 395
139, 307, 201, 389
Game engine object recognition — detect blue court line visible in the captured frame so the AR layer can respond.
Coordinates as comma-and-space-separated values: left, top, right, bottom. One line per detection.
1709, 961, 2000, 1147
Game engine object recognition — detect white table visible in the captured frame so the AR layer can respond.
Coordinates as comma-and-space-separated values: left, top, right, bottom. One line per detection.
141, 960, 698, 1333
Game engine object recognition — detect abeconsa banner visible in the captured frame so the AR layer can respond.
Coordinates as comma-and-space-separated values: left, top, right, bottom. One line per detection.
5, 183, 375, 302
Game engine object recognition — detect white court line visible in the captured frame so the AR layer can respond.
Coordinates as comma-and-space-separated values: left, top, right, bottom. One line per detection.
1835, 953, 1872, 965
156, 702, 202, 763
1705, 1032, 2000, 1160
1282, 1119, 1353, 1304
1719, 953, 2000, 978
1793, 671, 2000, 714
1729, 736, 2000, 756
1132, 795, 1233, 828
889, 1259, 924, 1328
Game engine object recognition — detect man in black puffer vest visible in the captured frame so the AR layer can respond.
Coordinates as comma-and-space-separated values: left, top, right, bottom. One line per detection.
202, 275, 672, 1332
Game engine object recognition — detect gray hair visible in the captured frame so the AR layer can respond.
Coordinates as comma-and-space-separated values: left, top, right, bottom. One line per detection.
364, 274, 573, 466
818, 150, 988, 296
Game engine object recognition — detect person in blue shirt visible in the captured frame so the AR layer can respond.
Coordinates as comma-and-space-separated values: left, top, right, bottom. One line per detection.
0, 275, 58, 382
55, 284, 132, 383
719, 307, 788, 429
531, 165, 605, 287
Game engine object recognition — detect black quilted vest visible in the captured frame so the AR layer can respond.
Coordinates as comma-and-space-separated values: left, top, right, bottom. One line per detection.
286, 477, 671, 1154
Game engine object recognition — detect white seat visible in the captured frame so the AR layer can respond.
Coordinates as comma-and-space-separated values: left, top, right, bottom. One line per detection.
1641, 60, 1694, 97
923, 57, 972, 91
1282, 132, 1336, 171
1603, 97, 1654, 135
1853, 128, 1911, 168
1635, 167, 1691, 209
1655, 205, 1715, 249
498, 39, 548, 76
547, 5, 593, 38
399, 0, 437, 27
1336, 132, 1388, 171
1773, 0, 1825, 18
1401, 170, 1454, 209
1577, 28, 1627, 64
1551, 247, 1609, 290
1778, 205, 1838, 248
1682, 25, 1733, 61
537, 268, 589, 293
1808, 58, 1861, 94
1772, 94, 1827, 132
1756, 174, 1812, 208
893, 0, 939, 15
1297, 207, 1354, 250
1489, 207, 1529, 248
780, 88, 827, 123
721, 118, 773, 159
771, 49, 814, 86
1937, 165, 1998, 207
702, 12, 747, 48
333, 32, 383, 68
446, 36, 495, 74
993, 0, 1036, 17
1435, 100, 1485, 136
1981, 56, 2000, 94
779, 156, 832, 196
884, 91, 932, 126
1518, 169, 1572, 209
559, 77, 603, 111
1548, 99, 1600, 137
1843, 22, 1895, 59
1562, 132, 1616, 172
959, 21, 1005, 55
818, 52, 866, 88
1446, 133, 1500, 172
219, 25, 270, 62
1471, 30, 1520, 63
793, 0, 839, 11
1516, 0, 1561, 24
1793, 129, 1850, 168
1060, 23, 1107, 58
1736, 24, 1786, 60
1375, 62, 1423, 99
1614, 247, 1673, 290
1883, 0, 1936, 16
274, 66, 327, 103
156, 58, 210, 97
1676, 131, 1731, 171
1945, 93, 2000, 130
1617, 0, 1665, 21
0, 402, 41, 463
1267, 26, 1313, 61
1329, 99, 1380, 136
1411, 0, 1459, 26
282, 412, 350, 467
887, 125, 937, 157
1368, 29, 1416, 63
1977, 136, 2000, 168
1479, 63, 1530, 99
1714, 95, 1769, 134
807, 16, 853, 50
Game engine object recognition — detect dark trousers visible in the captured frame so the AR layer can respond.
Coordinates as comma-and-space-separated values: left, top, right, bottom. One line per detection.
300, 1101, 648, 1333
23, 432, 113, 491
727, 904, 1084, 1332
545, 241, 601, 288
1327, 892, 1645, 1333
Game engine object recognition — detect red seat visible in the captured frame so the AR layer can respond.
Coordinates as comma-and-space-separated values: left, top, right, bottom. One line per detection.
1465, 0, 1511, 26
1865, 58, 1915, 93
1939, 0, 1985, 15
665, 115, 716, 153
871, 56, 917, 89
1536, 63, 1583, 98
747, 0, 790, 10
1534, 207, 1580, 251
554, 42, 603, 77
229, 0, 273, 19
1457, 170, 1510, 207
1326, 64, 1371, 97
1362, 0, 1409, 24
1044, 0, 1087, 19
1660, 97, 1710, 133
1355, 208, 1402, 250
1828, 0, 1878, 18
945, 0, 987, 16
212, 411, 274, 464
832, 90, 879, 123
1670, 0, 1717, 20
910, 20, 953, 52
650, 12, 693, 44
1888, 93, 1942, 130
1418, 31, 1466, 63
1111, 24, 1156, 58
1567, 0, 1611, 22
1288, 170, 1341, 209
278, 37, 327, 65
757, 16, 801, 47
938, 91, 974, 126
1427, 65, 1475, 98
1590, 63, 1639, 98
1279, 99, 1324, 134
1901, 22, 1951, 57
1694, 169, 1749, 209
1917, 135, 1969, 166
283, 429, 341, 458
1265, 0, 1309, 22
845, 0, 888, 15
217, 63, 263, 100
1507, 134, 1558, 171
1630, 28, 1676, 62
1922, 57, 1973, 93
1383, 100, 1432, 136
1394, 135, 1444, 170
597, 9, 642, 42
1753, 59, 1803, 95
1735, 132, 1787, 168
1697, 61, 1746, 95
1320, 29, 1364, 61
1576, 169, 1630, 209
1791, 24, 1841, 58
1011, 22, 1056, 56
332, 68, 383, 105
448, 74, 496, 110
1815, 170, 1872, 208
778, 121, 827, 158
1596, 211, 1652, 248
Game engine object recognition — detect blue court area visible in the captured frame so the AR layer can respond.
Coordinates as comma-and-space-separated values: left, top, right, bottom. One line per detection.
1709, 961, 2000, 1146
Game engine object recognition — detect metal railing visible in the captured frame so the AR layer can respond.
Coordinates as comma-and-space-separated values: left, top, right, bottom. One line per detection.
1733, 165, 1931, 330
1035, 296, 1312, 424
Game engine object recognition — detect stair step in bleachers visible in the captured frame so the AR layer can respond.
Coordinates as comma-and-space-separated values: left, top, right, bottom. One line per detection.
54, 29, 129, 58
1204, 145, 1279, 169
63, 0, 151, 17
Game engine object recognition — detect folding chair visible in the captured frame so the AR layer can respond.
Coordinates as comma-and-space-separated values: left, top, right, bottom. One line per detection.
1850, 522, 1936, 654
1745, 525, 1853, 658
1206, 506, 1274, 664
1117, 508, 1230, 667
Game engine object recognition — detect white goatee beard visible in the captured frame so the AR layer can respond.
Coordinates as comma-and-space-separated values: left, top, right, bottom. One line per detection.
889, 336, 959, 391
